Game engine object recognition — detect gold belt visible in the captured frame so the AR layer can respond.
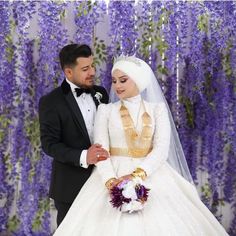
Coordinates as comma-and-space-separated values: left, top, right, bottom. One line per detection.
109, 147, 152, 158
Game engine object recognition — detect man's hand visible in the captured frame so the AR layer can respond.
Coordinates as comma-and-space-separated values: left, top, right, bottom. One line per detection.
86, 143, 109, 165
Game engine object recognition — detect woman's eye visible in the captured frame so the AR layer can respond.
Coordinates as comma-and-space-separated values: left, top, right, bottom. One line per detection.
120, 79, 127, 83
112, 80, 117, 84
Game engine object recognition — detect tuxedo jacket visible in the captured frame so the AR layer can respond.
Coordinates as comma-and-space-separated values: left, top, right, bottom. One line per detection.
39, 80, 109, 203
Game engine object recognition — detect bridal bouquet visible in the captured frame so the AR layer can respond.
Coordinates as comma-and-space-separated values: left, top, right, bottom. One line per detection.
109, 177, 150, 213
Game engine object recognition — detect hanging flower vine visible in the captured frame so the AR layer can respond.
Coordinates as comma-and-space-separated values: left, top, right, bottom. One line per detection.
0, 1, 235, 235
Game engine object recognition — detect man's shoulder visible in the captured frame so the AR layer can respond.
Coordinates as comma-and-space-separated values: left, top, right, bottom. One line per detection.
39, 86, 63, 104
43, 86, 62, 97
93, 85, 106, 93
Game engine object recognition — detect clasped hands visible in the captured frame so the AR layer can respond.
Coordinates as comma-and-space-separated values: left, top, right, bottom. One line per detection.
105, 175, 133, 191
86, 143, 109, 165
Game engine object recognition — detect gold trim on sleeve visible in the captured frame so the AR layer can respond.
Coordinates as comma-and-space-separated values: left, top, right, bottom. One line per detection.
131, 167, 147, 180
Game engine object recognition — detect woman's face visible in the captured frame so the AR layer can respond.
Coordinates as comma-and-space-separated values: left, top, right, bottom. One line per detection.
112, 69, 139, 100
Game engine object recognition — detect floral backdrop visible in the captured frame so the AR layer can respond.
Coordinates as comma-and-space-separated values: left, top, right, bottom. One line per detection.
0, 0, 236, 235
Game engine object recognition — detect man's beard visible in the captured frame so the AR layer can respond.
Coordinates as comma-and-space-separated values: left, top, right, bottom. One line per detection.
78, 76, 94, 88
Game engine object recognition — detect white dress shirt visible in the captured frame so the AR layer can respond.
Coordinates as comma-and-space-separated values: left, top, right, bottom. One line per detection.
66, 79, 96, 168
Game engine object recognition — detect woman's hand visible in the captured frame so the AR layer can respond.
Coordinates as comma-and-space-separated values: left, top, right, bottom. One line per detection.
105, 174, 133, 192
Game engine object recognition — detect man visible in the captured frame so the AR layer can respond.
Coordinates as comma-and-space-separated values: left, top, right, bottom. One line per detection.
38, 44, 109, 226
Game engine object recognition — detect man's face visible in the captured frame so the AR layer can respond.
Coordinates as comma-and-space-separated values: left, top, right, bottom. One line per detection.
65, 56, 95, 88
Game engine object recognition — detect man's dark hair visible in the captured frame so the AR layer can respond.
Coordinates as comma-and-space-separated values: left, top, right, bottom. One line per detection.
59, 44, 92, 70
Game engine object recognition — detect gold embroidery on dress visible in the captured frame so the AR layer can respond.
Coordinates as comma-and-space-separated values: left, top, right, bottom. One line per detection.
110, 147, 153, 158
119, 100, 153, 157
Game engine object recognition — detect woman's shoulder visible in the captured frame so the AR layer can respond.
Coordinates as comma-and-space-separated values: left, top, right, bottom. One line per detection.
143, 100, 166, 110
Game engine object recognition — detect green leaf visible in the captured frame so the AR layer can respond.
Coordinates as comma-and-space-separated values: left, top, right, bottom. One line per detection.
201, 183, 212, 198
7, 215, 20, 232
179, 96, 195, 128
32, 198, 50, 231
197, 14, 209, 33
60, 9, 66, 20
157, 65, 169, 76
0, 115, 11, 142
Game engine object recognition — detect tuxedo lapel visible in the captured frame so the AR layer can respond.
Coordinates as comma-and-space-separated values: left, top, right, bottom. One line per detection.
90, 89, 99, 108
61, 80, 91, 144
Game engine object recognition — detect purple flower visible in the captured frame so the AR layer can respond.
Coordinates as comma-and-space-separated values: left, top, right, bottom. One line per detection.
135, 184, 149, 202
110, 186, 131, 209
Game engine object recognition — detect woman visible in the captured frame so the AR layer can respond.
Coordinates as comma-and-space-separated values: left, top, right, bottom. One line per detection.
54, 56, 228, 235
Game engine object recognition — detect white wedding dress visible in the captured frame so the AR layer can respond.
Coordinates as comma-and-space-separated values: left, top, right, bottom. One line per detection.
54, 95, 228, 236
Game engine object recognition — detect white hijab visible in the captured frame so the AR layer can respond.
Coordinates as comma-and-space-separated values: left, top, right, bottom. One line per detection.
111, 57, 151, 93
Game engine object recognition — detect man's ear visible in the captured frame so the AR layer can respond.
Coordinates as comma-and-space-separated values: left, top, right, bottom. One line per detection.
64, 67, 72, 78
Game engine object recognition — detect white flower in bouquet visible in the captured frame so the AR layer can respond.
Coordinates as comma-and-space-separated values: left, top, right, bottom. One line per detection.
121, 199, 143, 213
132, 177, 143, 185
122, 180, 137, 200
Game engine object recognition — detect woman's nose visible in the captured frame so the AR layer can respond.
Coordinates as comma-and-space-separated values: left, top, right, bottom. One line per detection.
115, 81, 122, 88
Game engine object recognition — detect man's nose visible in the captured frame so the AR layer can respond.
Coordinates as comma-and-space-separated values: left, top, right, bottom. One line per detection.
89, 67, 95, 76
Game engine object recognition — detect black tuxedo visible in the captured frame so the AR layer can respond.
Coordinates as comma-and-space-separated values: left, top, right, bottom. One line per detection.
39, 80, 109, 204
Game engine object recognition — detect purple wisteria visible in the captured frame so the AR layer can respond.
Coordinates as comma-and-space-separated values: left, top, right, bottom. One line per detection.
0, 1, 18, 233
36, 0, 69, 100
100, 0, 138, 91
73, 1, 106, 46
0, 1, 236, 235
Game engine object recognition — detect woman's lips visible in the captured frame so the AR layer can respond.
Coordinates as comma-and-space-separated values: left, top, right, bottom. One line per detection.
116, 90, 124, 94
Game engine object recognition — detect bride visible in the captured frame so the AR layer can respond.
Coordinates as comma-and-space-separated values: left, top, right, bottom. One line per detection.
53, 56, 229, 235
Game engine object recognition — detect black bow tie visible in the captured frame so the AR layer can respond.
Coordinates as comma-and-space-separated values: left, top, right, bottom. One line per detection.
75, 87, 92, 97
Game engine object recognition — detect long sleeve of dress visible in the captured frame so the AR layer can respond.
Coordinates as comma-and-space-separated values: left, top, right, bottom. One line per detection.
94, 104, 117, 184
138, 102, 171, 177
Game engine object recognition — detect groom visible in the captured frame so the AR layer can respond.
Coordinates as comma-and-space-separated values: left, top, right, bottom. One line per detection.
39, 44, 109, 226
